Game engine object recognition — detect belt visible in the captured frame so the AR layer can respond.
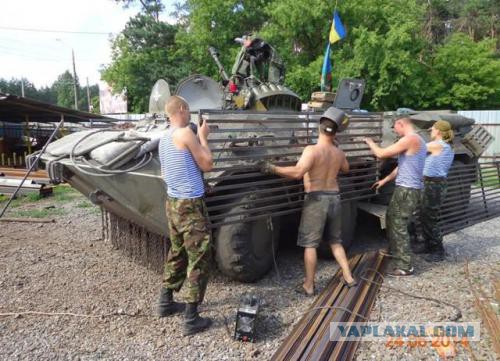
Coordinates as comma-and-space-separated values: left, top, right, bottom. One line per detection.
424, 176, 446, 182
306, 190, 340, 196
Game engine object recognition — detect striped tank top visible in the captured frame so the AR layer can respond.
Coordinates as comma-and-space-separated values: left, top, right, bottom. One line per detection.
396, 134, 427, 190
423, 140, 454, 178
158, 127, 204, 199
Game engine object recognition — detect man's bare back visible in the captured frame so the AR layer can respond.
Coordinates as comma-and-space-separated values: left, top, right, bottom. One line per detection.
303, 143, 348, 192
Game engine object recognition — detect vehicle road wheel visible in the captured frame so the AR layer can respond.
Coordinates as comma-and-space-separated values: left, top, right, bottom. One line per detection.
215, 195, 280, 282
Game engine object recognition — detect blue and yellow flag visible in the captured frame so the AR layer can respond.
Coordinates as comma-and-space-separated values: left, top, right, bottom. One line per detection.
329, 11, 346, 44
321, 11, 346, 91
320, 43, 332, 91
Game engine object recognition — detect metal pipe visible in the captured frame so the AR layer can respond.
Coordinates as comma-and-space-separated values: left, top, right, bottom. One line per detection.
206, 183, 303, 203
209, 207, 303, 228
209, 199, 304, 222
207, 190, 305, 212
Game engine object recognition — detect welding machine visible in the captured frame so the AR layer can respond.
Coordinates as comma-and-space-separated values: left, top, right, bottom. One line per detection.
234, 294, 260, 342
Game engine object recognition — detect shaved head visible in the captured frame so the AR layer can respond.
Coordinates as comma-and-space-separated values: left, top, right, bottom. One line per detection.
394, 117, 414, 136
395, 117, 412, 126
165, 95, 189, 117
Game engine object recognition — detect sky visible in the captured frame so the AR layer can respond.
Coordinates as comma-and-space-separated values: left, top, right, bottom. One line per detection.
0, 0, 175, 88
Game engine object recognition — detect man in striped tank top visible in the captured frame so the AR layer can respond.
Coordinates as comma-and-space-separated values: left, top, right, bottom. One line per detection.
364, 117, 426, 276
415, 120, 454, 262
157, 96, 214, 336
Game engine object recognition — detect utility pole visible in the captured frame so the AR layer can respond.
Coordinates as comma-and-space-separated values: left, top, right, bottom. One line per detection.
72, 49, 78, 110
86, 77, 91, 112
21, 79, 25, 97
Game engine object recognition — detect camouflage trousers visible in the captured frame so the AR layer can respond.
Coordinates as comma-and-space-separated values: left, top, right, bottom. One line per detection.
421, 180, 447, 253
163, 196, 212, 304
386, 186, 421, 270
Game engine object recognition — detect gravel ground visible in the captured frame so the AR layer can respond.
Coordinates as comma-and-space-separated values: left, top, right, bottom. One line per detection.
0, 191, 498, 360
354, 218, 500, 361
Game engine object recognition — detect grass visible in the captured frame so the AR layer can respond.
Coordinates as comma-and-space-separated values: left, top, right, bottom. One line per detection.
475, 174, 500, 188
52, 185, 81, 202
76, 200, 93, 208
0, 184, 88, 219
0, 184, 81, 208
9, 207, 66, 219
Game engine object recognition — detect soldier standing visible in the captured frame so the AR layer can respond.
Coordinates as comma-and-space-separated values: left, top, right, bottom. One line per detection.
414, 120, 454, 262
157, 95, 213, 336
364, 117, 426, 276
261, 107, 356, 296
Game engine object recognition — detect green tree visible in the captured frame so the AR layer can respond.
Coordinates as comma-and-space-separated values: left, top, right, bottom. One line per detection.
52, 71, 80, 109
260, 0, 430, 109
174, 0, 272, 80
429, 33, 500, 109
78, 84, 100, 113
103, 0, 500, 111
421, 0, 499, 47
101, 13, 184, 112
0, 78, 57, 104
115, 0, 164, 21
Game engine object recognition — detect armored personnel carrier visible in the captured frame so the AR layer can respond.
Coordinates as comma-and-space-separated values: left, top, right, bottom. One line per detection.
32, 38, 494, 282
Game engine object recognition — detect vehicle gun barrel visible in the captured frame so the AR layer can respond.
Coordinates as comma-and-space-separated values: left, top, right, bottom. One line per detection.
208, 46, 229, 82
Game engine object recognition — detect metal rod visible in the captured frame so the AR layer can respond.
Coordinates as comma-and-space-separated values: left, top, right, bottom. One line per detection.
209, 207, 303, 228
211, 177, 296, 192
207, 190, 305, 213
442, 190, 500, 208
206, 183, 303, 203
440, 205, 500, 229
209, 200, 303, 222
440, 200, 499, 221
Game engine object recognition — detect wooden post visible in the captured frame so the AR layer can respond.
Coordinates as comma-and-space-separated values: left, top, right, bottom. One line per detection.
25, 115, 32, 154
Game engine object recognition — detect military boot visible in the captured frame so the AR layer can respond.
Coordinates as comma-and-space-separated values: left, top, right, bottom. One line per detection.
183, 302, 212, 336
157, 288, 185, 317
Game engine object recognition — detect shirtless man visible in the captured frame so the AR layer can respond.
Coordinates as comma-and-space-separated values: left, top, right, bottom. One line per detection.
261, 107, 356, 296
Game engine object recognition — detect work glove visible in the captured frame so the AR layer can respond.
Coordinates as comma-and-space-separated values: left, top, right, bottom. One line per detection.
257, 160, 276, 175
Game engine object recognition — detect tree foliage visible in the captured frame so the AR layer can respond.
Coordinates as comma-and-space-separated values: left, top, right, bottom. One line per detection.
0, 73, 100, 113
174, 0, 272, 79
101, 0, 500, 112
101, 13, 185, 112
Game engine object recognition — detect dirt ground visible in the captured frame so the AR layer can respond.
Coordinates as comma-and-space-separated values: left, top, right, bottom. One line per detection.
0, 188, 499, 360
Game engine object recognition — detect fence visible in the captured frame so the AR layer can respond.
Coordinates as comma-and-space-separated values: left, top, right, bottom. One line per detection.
440, 161, 500, 234
200, 110, 383, 228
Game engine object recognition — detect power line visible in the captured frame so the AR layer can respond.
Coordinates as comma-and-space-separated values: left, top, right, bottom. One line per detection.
0, 26, 114, 36
0, 44, 100, 62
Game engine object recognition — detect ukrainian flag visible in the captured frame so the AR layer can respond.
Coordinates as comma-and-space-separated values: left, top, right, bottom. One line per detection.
321, 11, 346, 91
329, 11, 346, 44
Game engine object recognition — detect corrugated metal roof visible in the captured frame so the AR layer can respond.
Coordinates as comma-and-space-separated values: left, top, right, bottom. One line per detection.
459, 110, 500, 158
